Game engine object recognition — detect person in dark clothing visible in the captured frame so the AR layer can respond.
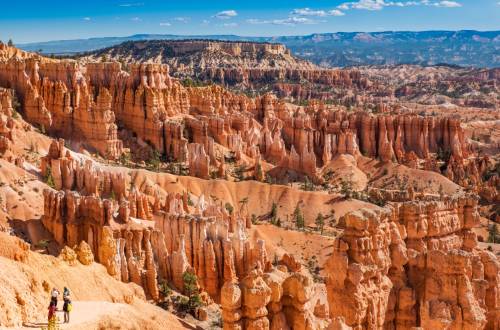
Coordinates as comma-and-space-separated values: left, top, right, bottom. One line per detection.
62, 292, 72, 323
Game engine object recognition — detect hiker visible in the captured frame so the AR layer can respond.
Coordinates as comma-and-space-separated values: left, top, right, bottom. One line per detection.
62, 291, 72, 323
63, 287, 70, 299
50, 287, 59, 307
47, 302, 57, 324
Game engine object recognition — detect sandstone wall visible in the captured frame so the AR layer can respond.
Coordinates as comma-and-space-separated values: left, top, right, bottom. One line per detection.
0, 48, 470, 184
325, 197, 499, 329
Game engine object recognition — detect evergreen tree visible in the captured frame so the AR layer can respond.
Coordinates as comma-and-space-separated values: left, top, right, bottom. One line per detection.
293, 205, 305, 230
315, 212, 325, 234
255, 163, 263, 181
182, 271, 202, 313
270, 202, 278, 222
488, 223, 498, 244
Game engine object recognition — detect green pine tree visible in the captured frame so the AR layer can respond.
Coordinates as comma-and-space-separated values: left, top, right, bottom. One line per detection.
293, 205, 305, 230
315, 212, 325, 234
488, 223, 498, 244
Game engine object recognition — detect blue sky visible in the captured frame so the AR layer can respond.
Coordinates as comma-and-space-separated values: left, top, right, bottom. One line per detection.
1, 0, 499, 43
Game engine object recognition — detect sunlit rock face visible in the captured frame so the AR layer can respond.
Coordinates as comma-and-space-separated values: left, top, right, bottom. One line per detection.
325, 196, 499, 330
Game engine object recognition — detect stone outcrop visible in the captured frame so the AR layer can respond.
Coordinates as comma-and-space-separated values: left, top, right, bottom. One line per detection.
0, 88, 14, 155
221, 257, 327, 330
75, 240, 94, 265
0, 50, 470, 184
325, 196, 500, 329
58, 246, 78, 266
40, 146, 271, 303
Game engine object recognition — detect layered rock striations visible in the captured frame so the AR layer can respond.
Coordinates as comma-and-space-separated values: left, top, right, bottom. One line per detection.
221, 257, 327, 330
39, 141, 272, 303
325, 196, 500, 329
0, 88, 14, 155
0, 47, 470, 185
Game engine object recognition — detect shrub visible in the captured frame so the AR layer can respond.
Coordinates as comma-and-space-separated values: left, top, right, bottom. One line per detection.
225, 202, 234, 215
301, 176, 315, 191
44, 166, 55, 189
270, 202, 278, 221
340, 179, 354, 199
159, 280, 172, 300
234, 165, 246, 181
488, 223, 498, 244
147, 150, 162, 172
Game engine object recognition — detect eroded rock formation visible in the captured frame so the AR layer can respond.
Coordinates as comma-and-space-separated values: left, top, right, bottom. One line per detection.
325, 196, 500, 329
0, 48, 470, 186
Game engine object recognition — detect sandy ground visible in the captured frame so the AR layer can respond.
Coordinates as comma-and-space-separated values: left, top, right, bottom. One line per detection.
0, 233, 189, 329
6, 300, 190, 330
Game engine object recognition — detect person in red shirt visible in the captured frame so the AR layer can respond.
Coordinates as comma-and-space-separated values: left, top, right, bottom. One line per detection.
47, 303, 57, 323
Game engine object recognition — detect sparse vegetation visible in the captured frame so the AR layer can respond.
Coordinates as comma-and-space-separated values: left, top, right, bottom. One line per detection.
487, 223, 498, 244
340, 178, 354, 199
187, 193, 194, 206
147, 149, 162, 172
35, 239, 50, 252
293, 204, 305, 230
315, 212, 325, 234
300, 176, 315, 191
437, 148, 451, 163
306, 256, 323, 283
233, 165, 246, 181
119, 151, 131, 165
44, 166, 56, 189
254, 163, 263, 181
181, 271, 202, 314
224, 202, 234, 215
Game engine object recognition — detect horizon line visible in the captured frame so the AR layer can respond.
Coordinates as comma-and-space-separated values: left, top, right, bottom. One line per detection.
15, 29, 500, 45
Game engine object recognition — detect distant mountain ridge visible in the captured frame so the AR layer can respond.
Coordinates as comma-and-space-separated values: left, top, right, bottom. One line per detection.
16, 30, 500, 68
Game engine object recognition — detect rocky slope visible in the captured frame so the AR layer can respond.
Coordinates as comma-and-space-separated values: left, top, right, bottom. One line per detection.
77, 40, 499, 110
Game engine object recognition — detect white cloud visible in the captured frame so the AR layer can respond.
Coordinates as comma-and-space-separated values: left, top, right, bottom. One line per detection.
214, 10, 238, 19
223, 22, 238, 27
83, 17, 91, 21
131, 17, 142, 22
247, 17, 319, 26
118, 2, 144, 7
159, 22, 171, 26
292, 8, 328, 16
432, 1, 461, 7
328, 10, 346, 16
173, 17, 190, 23
337, 0, 461, 10
350, 0, 389, 10
201, 19, 210, 25
291, 8, 345, 17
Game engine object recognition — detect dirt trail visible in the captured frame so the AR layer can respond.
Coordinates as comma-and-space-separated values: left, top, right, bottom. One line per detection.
8, 301, 190, 330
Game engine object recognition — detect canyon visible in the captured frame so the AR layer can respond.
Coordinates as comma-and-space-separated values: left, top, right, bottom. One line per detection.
0, 38, 498, 330
79, 40, 499, 110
